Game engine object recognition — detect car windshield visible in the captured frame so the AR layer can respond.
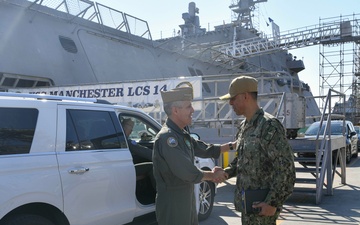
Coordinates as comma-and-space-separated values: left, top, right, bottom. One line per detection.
305, 122, 345, 136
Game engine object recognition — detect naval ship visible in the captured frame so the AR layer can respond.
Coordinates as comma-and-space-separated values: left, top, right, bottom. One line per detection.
2, 0, 359, 140
1, 0, 360, 209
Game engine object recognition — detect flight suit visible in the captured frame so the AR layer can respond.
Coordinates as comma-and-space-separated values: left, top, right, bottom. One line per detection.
225, 108, 296, 225
152, 118, 221, 225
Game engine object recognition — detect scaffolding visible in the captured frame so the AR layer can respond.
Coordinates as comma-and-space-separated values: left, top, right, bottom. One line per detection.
318, 14, 360, 123
207, 13, 360, 123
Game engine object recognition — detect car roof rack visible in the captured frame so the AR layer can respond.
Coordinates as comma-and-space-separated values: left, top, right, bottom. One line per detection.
0, 92, 97, 103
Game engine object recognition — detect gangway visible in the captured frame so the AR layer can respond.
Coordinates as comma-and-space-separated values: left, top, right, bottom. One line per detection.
289, 89, 347, 204
156, 13, 360, 74
146, 72, 308, 144
214, 13, 360, 59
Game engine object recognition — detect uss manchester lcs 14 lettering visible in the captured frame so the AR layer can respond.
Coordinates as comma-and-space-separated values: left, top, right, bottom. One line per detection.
27, 85, 167, 98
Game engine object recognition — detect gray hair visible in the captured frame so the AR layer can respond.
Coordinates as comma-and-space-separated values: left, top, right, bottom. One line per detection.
163, 101, 184, 116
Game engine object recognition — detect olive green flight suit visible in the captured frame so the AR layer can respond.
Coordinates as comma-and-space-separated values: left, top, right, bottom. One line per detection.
152, 118, 221, 225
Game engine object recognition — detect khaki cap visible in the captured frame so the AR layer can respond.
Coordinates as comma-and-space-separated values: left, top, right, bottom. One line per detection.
161, 87, 193, 103
219, 76, 258, 100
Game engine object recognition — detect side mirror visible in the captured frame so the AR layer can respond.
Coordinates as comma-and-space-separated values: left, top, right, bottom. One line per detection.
350, 131, 357, 137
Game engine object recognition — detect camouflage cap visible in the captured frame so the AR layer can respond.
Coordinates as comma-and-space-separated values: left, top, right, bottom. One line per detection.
161, 87, 193, 103
219, 76, 258, 100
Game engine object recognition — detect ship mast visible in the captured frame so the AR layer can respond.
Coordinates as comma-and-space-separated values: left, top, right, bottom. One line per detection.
229, 0, 267, 29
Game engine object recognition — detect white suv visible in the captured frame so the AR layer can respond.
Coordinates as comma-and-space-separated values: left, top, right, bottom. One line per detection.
0, 92, 216, 225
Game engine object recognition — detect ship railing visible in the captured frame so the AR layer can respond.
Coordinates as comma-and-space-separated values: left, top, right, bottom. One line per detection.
190, 91, 286, 123
313, 89, 346, 203
149, 73, 293, 140
196, 72, 298, 126
146, 71, 323, 140
23, 0, 152, 40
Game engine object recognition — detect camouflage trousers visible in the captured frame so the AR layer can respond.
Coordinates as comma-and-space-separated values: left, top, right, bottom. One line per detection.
241, 211, 279, 225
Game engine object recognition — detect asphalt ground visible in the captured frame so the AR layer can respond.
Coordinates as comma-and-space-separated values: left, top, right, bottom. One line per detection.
201, 154, 360, 225
128, 154, 360, 225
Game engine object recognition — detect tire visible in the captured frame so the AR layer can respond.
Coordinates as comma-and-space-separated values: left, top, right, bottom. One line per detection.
354, 147, 358, 158
346, 146, 352, 164
3, 214, 55, 225
198, 180, 215, 221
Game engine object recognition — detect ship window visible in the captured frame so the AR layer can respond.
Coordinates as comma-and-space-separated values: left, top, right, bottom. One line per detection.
17, 79, 35, 88
189, 68, 211, 93
188, 67, 205, 77
59, 36, 78, 53
195, 69, 203, 75
2, 78, 16, 87
0, 73, 54, 89
36, 81, 50, 87
188, 67, 197, 76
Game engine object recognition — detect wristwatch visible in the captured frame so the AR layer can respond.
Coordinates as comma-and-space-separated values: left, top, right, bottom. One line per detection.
229, 142, 234, 150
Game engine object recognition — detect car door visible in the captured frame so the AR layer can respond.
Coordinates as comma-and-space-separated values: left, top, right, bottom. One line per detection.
56, 105, 137, 225
117, 108, 216, 220
347, 122, 358, 155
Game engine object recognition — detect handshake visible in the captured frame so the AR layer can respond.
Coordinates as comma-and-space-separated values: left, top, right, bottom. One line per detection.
211, 166, 228, 183
202, 166, 228, 183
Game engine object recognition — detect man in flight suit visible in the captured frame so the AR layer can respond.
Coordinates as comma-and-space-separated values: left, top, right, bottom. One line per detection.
152, 86, 235, 225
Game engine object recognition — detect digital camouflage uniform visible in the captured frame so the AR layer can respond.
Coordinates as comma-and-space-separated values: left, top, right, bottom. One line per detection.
152, 118, 221, 225
224, 108, 296, 225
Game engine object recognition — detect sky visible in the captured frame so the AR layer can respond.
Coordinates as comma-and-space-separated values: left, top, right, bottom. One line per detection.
94, 0, 358, 97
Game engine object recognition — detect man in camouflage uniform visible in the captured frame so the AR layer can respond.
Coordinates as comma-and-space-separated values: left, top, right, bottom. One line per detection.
220, 76, 296, 225
153, 86, 234, 225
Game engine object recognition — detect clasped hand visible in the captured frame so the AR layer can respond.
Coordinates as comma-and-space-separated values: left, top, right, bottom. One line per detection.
211, 166, 228, 183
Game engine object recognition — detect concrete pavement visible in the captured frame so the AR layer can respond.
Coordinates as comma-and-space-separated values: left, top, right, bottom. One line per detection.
201, 155, 360, 225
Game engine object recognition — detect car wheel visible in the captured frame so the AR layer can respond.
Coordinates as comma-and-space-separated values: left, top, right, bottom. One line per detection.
354, 145, 359, 158
3, 214, 55, 225
198, 180, 215, 221
346, 146, 352, 164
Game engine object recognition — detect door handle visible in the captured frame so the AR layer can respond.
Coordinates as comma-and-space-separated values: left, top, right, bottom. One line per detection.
68, 167, 90, 174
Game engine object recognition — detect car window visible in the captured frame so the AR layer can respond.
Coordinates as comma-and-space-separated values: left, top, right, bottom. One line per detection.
66, 109, 127, 151
119, 114, 158, 141
305, 122, 344, 136
0, 108, 38, 155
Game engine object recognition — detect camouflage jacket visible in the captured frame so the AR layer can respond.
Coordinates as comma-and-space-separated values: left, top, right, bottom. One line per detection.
224, 108, 296, 208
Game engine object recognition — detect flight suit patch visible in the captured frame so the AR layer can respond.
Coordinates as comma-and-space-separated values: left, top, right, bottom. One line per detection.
167, 137, 178, 147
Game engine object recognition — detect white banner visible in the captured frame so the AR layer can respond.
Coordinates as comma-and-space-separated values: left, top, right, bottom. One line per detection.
9, 76, 203, 112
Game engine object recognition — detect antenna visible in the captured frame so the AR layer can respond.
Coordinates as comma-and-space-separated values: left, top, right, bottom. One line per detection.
229, 0, 267, 29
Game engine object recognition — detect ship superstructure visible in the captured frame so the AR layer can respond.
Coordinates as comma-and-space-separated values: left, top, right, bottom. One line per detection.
0, 0, 308, 89
1, 0, 360, 205
1, 0, 359, 135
